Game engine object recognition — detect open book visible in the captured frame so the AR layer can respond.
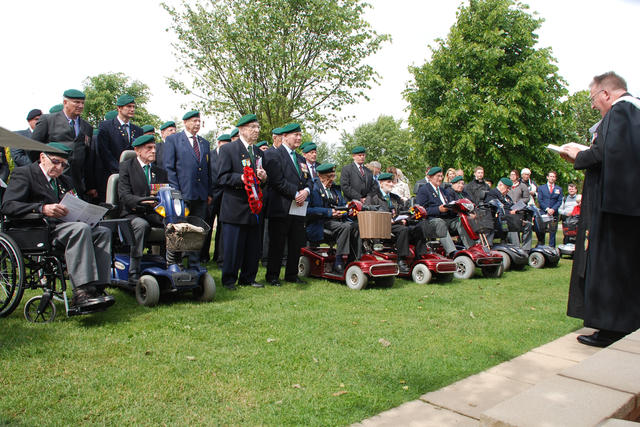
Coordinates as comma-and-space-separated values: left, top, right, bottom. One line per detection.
547, 142, 589, 153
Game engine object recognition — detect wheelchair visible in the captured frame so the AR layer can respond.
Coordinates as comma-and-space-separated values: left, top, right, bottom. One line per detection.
0, 213, 113, 322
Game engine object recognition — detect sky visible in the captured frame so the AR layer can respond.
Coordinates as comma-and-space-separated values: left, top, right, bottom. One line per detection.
2, 0, 639, 143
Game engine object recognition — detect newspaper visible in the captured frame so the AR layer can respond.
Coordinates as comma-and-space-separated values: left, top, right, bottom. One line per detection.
59, 193, 108, 227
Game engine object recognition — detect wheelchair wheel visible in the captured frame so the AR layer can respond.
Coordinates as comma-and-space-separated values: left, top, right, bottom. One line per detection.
411, 263, 432, 285
193, 273, 216, 302
298, 256, 311, 277
0, 233, 26, 317
23, 295, 56, 323
136, 275, 160, 307
344, 265, 368, 290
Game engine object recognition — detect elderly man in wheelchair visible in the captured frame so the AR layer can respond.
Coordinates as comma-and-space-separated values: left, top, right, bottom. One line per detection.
1, 143, 115, 313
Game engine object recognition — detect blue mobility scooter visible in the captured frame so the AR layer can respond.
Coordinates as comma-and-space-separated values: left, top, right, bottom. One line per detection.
106, 151, 216, 307
482, 200, 529, 271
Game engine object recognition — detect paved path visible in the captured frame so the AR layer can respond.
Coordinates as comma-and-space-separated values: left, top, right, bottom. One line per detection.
354, 327, 640, 426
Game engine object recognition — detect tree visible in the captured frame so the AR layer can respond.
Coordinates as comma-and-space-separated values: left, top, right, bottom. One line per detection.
163, 0, 389, 140
404, 0, 576, 185
561, 90, 601, 144
82, 72, 161, 129
334, 115, 417, 182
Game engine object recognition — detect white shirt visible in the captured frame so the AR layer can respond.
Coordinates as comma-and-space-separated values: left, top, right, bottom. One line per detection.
429, 182, 445, 204
185, 130, 198, 148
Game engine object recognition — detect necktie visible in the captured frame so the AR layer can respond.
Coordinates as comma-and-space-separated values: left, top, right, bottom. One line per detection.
143, 164, 151, 186
50, 178, 58, 197
291, 150, 300, 176
248, 145, 255, 167
384, 193, 392, 209
311, 163, 316, 178
192, 135, 200, 162
359, 164, 364, 176
549, 184, 554, 193
123, 123, 131, 143
69, 119, 76, 137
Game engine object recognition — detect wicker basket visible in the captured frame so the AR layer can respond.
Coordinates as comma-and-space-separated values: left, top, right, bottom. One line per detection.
357, 211, 391, 239
165, 216, 210, 252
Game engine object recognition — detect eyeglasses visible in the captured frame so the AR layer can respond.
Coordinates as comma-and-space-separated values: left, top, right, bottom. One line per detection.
589, 89, 604, 103
45, 153, 69, 168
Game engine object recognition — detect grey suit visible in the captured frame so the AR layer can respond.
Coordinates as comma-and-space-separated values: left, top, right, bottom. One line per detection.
31, 111, 93, 198
340, 162, 375, 201
12, 129, 34, 167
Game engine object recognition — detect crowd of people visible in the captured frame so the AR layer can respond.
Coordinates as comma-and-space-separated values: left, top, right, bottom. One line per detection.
3, 70, 638, 349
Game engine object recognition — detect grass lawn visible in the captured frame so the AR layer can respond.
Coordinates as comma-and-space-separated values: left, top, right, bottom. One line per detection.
0, 255, 580, 426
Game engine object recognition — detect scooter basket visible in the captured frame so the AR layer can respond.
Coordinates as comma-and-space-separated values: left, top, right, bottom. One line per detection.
562, 215, 579, 237
505, 213, 524, 232
469, 207, 494, 234
165, 216, 210, 252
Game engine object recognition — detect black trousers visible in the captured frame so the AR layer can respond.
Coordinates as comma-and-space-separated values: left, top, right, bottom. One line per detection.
392, 223, 424, 258
266, 216, 305, 281
221, 222, 260, 286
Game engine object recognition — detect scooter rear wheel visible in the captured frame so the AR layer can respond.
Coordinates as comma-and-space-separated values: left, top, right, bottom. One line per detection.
411, 264, 432, 285
344, 265, 368, 290
454, 256, 475, 280
136, 275, 160, 307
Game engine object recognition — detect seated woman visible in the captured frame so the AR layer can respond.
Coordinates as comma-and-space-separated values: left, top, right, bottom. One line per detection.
306, 163, 359, 274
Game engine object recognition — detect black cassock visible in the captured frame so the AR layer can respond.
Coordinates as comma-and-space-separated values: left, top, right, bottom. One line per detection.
567, 94, 640, 334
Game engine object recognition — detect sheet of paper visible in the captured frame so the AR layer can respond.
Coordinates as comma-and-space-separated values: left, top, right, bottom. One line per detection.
60, 193, 108, 227
511, 200, 526, 212
289, 200, 308, 216
393, 214, 409, 222
547, 143, 589, 153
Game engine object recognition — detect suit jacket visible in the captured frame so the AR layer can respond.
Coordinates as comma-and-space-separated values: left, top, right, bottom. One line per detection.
98, 118, 144, 176
209, 148, 223, 212
2, 162, 74, 217
155, 141, 165, 168
263, 144, 312, 218
163, 131, 211, 201
306, 178, 347, 242
31, 111, 93, 196
340, 162, 375, 201
537, 183, 563, 215
118, 157, 168, 220
12, 129, 34, 167
445, 187, 472, 202
218, 139, 263, 225
365, 190, 406, 214
416, 182, 454, 218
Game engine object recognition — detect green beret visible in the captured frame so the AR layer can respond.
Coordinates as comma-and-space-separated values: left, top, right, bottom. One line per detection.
44, 142, 73, 158
316, 163, 336, 174
182, 110, 199, 120
237, 113, 258, 127
427, 166, 443, 176
105, 110, 118, 120
160, 121, 176, 131
302, 142, 317, 153
132, 134, 155, 147
116, 94, 135, 106
351, 146, 366, 154
141, 125, 155, 134
217, 134, 232, 142
256, 140, 268, 148
230, 128, 239, 137
378, 172, 393, 181
499, 177, 513, 187
451, 175, 464, 184
63, 89, 85, 99
271, 127, 284, 135
281, 123, 301, 134
49, 104, 63, 113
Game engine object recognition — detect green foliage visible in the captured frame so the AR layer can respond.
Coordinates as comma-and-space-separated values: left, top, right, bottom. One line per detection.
82, 72, 161, 129
162, 0, 389, 141
405, 0, 576, 185
334, 115, 417, 182
560, 90, 601, 144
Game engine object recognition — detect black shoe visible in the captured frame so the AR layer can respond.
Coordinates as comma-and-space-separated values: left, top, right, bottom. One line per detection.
223, 283, 238, 291
239, 281, 264, 288
286, 276, 306, 284
398, 260, 411, 275
577, 330, 623, 348
333, 262, 345, 275
72, 285, 105, 308
268, 279, 282, 287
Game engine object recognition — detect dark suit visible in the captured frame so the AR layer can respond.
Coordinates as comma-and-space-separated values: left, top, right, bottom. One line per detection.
155, 141, 165, 168
1, 163, 111, 288
537, 183, 563, 246
163, 131, 211, 205
31, 112, 93, 198
217, 139, 264, 286
98, 118, 144, 177
263, 144, 312, 281
118, 157, 168, 273
340, 162, 375, 201
12, 129, 34, 167
201, 147, 224, 263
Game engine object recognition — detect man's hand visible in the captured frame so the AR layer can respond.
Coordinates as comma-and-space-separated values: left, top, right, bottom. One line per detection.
295, 189, 308, 206
360, 197, 366, 204
331, 209, 342, 218
42, 203, 68, 218
546, 208, 555, 215
207, 196, 213, 205
509, 210, 517, 215
559, 145, 581, 164
439, 205, 448, 213
256, 167, 267, 182
85, 189, 98, 198
140, 200, 157, 206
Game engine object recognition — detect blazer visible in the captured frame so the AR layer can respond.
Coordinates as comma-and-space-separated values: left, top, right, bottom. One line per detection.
209, 148, 223, 211
306, 178, 347, 242
263, 144, 312, 219
31, 111, 93, 196
416, 182, 454, 218
163, 131, 211, 201
12, 129, 34, 167
2, 162, 74, 217
217, 139, 264, 225
154, 141, 165, 168
537, 183, 563, 214
118, 157, 168, 220
365, 190, 406, 214
444, 187, 472, 202
340, 162, 375, 201
98, 117, 144, 176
